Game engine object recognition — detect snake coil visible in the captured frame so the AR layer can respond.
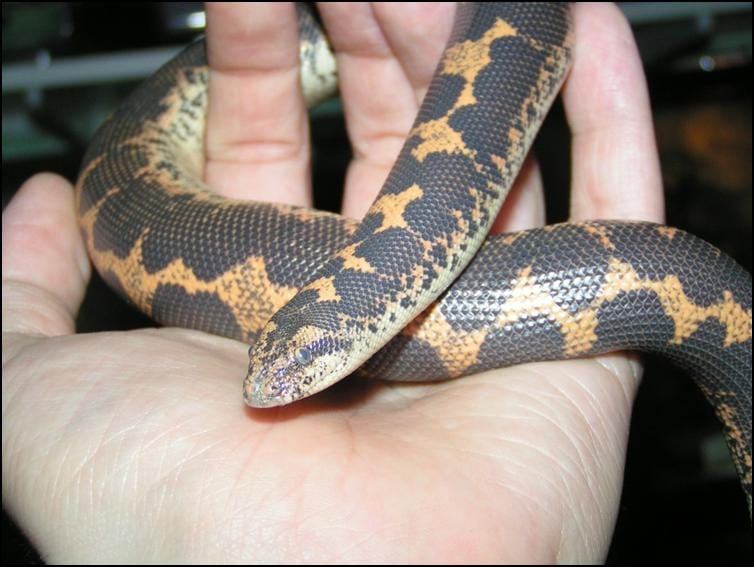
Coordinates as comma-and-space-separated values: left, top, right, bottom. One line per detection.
75, 3, 751, 516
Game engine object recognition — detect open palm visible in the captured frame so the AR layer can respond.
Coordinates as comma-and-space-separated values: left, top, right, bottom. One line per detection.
2, 3, 662, 563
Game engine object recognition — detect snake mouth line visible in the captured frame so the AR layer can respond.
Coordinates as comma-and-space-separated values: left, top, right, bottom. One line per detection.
243, 377, 285, 408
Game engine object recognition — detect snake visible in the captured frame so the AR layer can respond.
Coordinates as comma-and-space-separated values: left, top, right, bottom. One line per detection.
74, 3, 752, 515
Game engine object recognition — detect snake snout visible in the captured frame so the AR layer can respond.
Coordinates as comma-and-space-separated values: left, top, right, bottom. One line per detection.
244, 341, 308, 407
243, 356, 288, 408
243, 376, 283, 408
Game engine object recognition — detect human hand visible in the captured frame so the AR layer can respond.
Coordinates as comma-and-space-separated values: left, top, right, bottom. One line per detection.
2, 3, 662, 562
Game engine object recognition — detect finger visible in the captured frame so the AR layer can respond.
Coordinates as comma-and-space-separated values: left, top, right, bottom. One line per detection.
318, 2, 455, 219
490, 155, 546, 234
563, 3, 664, 223
371, 2, 456, 99
2, 174, 89, 337
205, 2, 311, 206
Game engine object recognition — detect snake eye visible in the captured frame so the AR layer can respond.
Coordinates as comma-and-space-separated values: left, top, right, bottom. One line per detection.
295, 347, 313, 366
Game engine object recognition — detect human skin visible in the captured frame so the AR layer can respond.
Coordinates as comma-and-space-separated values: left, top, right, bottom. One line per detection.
2, 3, 662, 563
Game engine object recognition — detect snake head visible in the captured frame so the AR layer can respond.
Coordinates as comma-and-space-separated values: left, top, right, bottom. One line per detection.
243, 315, 354, 408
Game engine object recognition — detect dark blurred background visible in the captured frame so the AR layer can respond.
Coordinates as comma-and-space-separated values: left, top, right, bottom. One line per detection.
2, 2, 751, 563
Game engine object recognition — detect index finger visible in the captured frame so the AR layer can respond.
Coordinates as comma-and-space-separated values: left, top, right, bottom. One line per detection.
563, 3, 664, 223
205, 2, 311, 206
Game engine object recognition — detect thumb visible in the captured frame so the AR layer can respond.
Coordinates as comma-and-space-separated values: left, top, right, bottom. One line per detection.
2, 173, 90, 339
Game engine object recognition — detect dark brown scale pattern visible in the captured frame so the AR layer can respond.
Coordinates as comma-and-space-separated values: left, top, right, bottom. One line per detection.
246, 3, 575, 411
75, 3, 751, 515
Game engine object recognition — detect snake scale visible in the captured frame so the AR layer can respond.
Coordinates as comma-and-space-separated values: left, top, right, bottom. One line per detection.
75, 3, 752, 515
